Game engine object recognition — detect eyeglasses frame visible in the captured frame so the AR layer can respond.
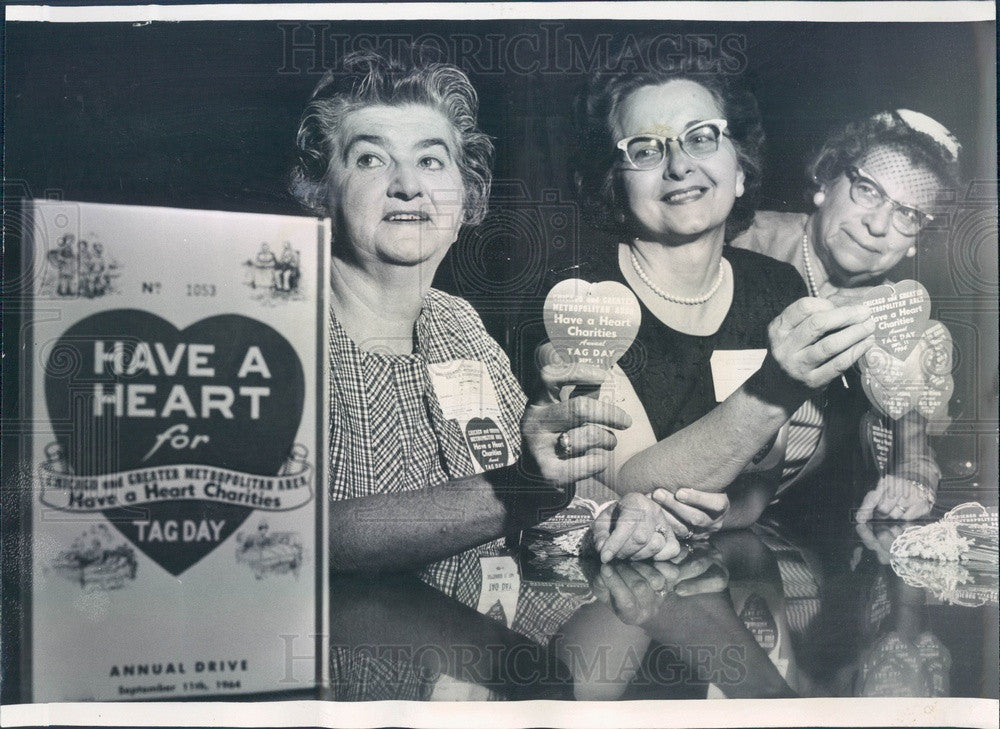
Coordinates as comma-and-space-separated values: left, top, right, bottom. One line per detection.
845, 165, 934, 236
616, 119, 730, 170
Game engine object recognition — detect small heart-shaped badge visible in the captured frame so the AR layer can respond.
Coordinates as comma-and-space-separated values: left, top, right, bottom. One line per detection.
465, 417, 509, 471
738, 593, 778, 652
860, 280, 931, 358
917, 320, 954, 388
859, 409, 894, 477
916, 375, 954, 420
543, 279, 641, 369
943, 502, 999, 535
863, 370, 920, 419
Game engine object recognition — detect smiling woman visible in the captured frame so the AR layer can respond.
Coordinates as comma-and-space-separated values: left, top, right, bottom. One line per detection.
531, 41, 886, 539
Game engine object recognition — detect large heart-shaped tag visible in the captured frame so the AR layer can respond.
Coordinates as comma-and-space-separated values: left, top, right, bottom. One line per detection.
465, 417, 509, 471
862, 345, 921, 389
543, 279, 641, 369
860, 280, 931, 358
44, 311, 304, 575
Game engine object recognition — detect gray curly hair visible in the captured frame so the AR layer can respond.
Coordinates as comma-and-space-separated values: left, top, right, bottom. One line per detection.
290, 47, 493, 224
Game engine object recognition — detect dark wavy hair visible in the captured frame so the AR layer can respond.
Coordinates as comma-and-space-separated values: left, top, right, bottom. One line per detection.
573, 43, 765, 242
810, 110, 961, 193
290, 47, 493, 224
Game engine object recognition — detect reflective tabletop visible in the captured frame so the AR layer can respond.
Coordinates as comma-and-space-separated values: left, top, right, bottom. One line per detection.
328, 516, 998, 702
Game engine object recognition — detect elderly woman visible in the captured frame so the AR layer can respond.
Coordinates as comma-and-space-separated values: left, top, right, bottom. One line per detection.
557, 54, 881, 553
290, 49, 683, 582
733, 110, 961, 521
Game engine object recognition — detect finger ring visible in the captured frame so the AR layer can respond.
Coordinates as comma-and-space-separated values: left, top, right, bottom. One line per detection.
655, 525, 668, 536
556, 432, 572, 459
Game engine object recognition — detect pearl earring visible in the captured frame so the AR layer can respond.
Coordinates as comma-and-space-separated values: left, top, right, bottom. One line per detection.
813, 190, 826, 207
906, 246, 916, 258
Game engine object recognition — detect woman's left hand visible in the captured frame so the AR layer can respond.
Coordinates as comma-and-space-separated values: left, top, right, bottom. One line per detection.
521, 358, 632, 487
650, 487, 730, 539
856, 475, 934, 522
591, 492, 683, 563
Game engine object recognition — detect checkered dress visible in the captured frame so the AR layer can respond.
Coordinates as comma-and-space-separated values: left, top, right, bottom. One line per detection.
328, 288, 527, 592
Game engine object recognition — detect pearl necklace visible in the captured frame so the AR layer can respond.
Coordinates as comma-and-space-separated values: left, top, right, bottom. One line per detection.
629, 245, 726, 305
801, 229, 820, 297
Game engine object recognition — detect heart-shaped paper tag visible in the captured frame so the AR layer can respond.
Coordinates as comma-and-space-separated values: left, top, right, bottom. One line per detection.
916, 375, 954, 420
465, 417, 509, 471
942, 502, 999, 536
917, 320, 954, 388
862, 370, 921, 420
860, 280, 931, 358
43, 310, 305, 576
860, 318, 955, 421
862, 345, 921, 389
738, 593, 778, 652
859, 409, 894, 476
543, 279, 641, 370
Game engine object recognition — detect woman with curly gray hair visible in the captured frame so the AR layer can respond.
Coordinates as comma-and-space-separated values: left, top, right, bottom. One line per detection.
291, 49, 660, 581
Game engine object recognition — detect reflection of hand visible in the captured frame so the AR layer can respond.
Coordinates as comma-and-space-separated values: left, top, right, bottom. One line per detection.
650, 488, 729, 540
591, 493, 682, 563
521, 358, 631, 487
590, 552, 729, 625
855, 521, 905, 564
856, 476, 934, 522
762, 298, 875, 398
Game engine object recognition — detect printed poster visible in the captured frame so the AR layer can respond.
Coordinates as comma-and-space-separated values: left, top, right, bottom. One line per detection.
25, 200, 329, 701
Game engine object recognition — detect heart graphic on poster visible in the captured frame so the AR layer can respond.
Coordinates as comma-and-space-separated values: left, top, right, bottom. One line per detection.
860, 280, 930, 358
543, 279, 641, 370
465, 417, 509, 471
44, 310, 305, 575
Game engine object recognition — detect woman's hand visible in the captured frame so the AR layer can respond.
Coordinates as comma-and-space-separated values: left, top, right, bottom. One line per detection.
758, 297, 875, 405
589, 551, 729, 625
856, 475, 934, 523
650, 487, 730, 540
590, 493, 683, 563
521, 357, 632, 488
854, 521, 905, 564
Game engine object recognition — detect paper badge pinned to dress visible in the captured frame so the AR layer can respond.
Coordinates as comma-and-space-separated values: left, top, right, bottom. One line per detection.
427, 359, 516, 474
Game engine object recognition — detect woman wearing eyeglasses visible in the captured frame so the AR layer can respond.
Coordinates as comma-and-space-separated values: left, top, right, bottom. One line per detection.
542, 55, 879, 555
732, 110, 962, 522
